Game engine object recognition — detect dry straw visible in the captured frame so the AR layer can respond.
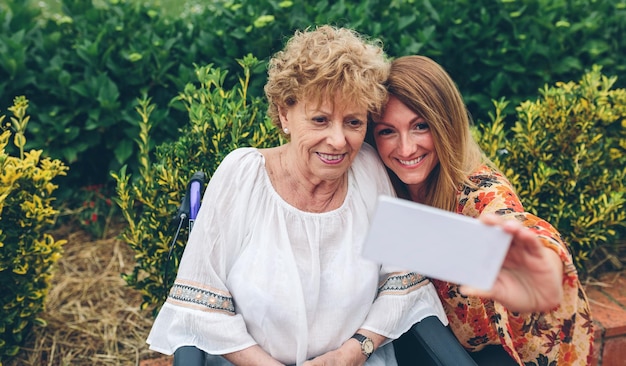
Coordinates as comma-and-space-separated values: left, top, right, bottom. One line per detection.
7, 222, 157, 366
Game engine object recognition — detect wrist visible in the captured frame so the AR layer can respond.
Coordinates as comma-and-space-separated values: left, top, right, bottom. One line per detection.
351, 333, 374, 359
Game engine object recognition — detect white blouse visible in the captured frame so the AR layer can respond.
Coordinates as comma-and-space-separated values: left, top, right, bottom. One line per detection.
147, 144, 447, 365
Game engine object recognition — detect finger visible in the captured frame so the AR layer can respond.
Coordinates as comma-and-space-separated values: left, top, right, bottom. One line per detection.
459, 284, 493, 298
478, 215, 531, 254
505, 223, 545, 256
478, 212, 503, 226
479, 214, 526, 236
497, 220, 541, 254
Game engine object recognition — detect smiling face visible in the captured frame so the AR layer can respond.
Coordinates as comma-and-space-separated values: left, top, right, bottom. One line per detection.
279, 97, 368, 183
373, 95, 439, 197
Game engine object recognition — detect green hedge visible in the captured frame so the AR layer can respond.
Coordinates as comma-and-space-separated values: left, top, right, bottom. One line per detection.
0, 0, 198, 189
2, 0, 625, 195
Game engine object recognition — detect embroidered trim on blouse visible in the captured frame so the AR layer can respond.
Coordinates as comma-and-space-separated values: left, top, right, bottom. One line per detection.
167, 282, 235, 314
378, 272, 429, 295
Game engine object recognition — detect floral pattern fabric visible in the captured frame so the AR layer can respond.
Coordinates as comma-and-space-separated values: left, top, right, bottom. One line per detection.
432, 165, 594, 365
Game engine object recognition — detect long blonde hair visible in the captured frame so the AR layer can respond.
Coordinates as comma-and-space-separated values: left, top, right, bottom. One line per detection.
374, 55, 492, 212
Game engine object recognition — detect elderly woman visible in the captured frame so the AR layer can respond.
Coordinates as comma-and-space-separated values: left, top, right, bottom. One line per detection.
146, 26, 446, 365
370, 55, 594, 365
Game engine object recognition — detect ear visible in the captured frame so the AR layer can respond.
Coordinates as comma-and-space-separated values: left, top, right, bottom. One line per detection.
278, 106, 289, 129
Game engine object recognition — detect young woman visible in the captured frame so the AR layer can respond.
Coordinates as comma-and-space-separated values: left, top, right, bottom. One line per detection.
369, 55, 594, 365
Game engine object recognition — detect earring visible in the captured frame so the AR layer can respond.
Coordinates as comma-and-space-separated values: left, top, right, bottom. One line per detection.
283, 127, 290, 135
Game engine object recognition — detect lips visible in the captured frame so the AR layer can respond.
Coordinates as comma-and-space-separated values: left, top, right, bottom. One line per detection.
398, 154, 425, 166
317, 152, 346, 164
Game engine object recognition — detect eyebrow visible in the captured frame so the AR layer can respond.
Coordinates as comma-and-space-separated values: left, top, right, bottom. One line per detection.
307, 107, 367, 120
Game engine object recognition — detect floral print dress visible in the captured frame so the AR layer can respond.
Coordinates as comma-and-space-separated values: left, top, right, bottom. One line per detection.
432, 165, 594, 365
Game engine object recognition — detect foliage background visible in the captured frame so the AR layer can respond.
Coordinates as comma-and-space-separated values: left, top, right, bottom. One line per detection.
0, 0, 622, 309
0, 0, 624, 363
1, 0, 624, 193
475, 67, 626, 271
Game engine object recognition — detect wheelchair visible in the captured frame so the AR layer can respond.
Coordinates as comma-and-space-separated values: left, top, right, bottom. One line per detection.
165, 172, 479, 366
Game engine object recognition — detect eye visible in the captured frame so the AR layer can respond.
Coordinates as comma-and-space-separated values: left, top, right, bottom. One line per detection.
312, 116, 327, 124
376, 127, 394, 136
414, 122, 430, 131
346, 118, 364, 128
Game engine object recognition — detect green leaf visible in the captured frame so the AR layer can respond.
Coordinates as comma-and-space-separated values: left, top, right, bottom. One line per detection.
114, 139, 134, 165
552, 56, 583, 74
97, 74, 120, 110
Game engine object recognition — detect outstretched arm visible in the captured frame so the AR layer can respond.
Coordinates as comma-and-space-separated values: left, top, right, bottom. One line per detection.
459, 213, 563, 313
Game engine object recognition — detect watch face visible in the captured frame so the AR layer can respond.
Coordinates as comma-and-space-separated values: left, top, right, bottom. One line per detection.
363, 338, 374, 354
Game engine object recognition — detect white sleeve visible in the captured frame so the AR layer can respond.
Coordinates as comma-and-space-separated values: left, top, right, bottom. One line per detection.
146, 148, 261, 355
362, 272, 448, 340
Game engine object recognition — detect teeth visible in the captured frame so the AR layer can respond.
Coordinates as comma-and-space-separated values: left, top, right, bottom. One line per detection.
399, 156, 424, 165
319, 153, 343, 161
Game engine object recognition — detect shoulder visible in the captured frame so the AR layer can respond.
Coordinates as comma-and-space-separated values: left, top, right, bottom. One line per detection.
349, 143, 395, 202
199, 147, 268, 222
219, 147, 262, 166
352, 143, 391, 184
457, 165, 524, 216
207, 147, 265, 192
352, 143, 386, 173
458, 165, 512, 196
466, 165, 512, 189
213, 148, 262, 175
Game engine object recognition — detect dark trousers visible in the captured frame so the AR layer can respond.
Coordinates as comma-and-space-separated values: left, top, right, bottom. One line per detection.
393, 329, 518, 366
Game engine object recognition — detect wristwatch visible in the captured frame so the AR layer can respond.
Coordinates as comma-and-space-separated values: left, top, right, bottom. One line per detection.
351, 333, 374, 359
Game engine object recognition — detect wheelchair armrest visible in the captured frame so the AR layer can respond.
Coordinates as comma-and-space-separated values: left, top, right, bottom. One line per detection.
173, 345, 205, 366
410, 315, 478, 366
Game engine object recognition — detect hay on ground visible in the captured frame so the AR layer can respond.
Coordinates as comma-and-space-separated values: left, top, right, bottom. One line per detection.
7, 222, 158, 366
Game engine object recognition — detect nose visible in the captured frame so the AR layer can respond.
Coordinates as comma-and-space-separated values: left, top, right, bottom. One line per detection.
327, 123, 347, 149
397, 133, 416, 157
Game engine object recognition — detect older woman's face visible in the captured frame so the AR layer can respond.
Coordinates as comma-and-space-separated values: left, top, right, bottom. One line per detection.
372, 95, 439, 190
279, 97, 367, 182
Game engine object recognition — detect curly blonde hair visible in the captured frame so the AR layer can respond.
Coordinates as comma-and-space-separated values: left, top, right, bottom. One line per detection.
264, 25, 389, 131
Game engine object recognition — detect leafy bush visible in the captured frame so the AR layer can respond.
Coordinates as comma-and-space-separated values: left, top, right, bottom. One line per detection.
0, 0, 197, 189
0, 96, 68, 361
3, 0, 626, 194
177, 0, 626, 122
380, 0, 626, 122
475, 66, 626, 271
113, 56, 283, 312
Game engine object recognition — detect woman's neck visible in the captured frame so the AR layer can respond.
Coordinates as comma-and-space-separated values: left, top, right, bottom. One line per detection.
407, 183, 427, 204
263, 146, 348, 213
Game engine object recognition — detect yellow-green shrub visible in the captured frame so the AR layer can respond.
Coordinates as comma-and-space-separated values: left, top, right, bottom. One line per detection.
113, 56, 283, 313
475, 66, 626, 272
0, 96, 68, 362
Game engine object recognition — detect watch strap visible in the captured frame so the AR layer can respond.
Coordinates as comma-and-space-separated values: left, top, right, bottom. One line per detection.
351, 333, 374, 358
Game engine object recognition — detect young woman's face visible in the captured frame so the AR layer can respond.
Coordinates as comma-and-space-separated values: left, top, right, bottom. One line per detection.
279, 97, 367, 183
373, 95, 439, 191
